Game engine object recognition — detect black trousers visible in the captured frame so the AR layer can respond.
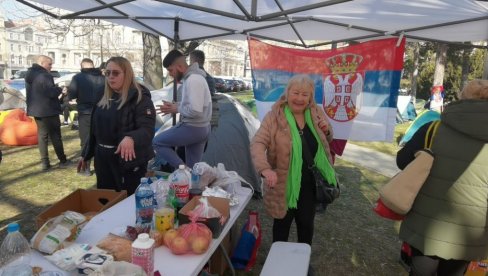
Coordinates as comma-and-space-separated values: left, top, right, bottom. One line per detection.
94, 145, 147, 196
410, 246, 469, 276
34, 116, 66, 164
272, 170, 316, 245
78, 113, 91, 150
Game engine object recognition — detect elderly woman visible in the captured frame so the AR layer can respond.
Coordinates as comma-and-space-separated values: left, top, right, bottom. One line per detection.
251, 74, 336, 247
79, 56, 156, 196
397, 79, 488, 276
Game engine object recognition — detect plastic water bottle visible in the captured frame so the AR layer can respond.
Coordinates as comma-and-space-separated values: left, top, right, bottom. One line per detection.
135, 177, 155, 231
131, 233, 155, 276
170, 165, 190, 207
0, 223, 31, 276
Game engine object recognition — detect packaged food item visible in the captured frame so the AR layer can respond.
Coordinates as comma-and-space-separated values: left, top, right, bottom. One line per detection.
131, 233, 155, 276
45, 243, 93, 271
96, 234, 132, 262
154, 206, 174, 234
31, 211, 87, 254
75, 253, 114, 275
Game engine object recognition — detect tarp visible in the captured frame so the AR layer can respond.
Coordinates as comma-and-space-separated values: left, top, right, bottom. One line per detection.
17, 0, 488, 46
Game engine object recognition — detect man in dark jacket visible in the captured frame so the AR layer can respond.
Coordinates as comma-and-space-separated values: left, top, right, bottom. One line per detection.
26, 55, 69, 171
68, 58, 105, 175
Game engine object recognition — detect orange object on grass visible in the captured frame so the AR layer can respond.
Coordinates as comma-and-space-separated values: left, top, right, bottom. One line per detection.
0, 109, 38, 146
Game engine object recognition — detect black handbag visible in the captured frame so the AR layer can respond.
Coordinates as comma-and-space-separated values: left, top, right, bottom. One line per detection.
300, 130, 340, 205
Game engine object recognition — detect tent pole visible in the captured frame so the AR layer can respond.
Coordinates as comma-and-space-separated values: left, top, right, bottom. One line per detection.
172, 18, 180, 126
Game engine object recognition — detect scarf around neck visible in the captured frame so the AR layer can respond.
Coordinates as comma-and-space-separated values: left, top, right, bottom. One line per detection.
284, 105, 337, 209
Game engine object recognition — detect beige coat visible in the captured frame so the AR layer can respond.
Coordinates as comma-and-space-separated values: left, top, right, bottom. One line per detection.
250, 96, 334, 218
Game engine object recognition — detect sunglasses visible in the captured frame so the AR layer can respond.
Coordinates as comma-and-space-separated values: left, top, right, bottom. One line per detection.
104, 70, 122, 77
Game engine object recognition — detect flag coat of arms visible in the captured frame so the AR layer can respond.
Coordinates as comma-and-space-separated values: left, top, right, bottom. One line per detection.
248, 37, 405, 141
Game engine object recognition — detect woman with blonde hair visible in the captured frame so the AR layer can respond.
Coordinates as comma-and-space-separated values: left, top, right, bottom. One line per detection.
397, 79, 488, 276
251, 74, 336, 252
79, 56, 156, 195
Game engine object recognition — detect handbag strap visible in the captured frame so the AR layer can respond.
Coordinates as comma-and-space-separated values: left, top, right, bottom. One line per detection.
424, 120, 440, 150
299, 130, 316, 169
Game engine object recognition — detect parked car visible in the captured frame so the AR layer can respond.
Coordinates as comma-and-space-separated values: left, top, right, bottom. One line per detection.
214, 77, 227, 92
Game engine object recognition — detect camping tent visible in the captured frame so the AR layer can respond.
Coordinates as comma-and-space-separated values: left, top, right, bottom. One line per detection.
17, 0, 488, 47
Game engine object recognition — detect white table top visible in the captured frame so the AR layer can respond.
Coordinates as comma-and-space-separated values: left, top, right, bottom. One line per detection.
18, 186, 253, 276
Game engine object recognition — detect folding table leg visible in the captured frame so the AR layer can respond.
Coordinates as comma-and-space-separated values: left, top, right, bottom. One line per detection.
219, 243, 235, 276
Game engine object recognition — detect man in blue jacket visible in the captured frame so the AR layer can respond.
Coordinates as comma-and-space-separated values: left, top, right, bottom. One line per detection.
69, 58, 105, 175
26, 55, 69, 171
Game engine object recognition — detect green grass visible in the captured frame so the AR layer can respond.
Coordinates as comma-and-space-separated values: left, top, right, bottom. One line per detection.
350, 122, 411, 156
0, 108, 407, 275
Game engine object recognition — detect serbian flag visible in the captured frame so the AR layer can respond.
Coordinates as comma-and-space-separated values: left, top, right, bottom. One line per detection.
248, 37, 405, 141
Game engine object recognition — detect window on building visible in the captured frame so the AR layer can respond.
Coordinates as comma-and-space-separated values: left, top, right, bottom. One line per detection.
48, 52, 55, 60
24, 28, 33, 41
10, 54, 15, 65
9, 33, 13, 39
18, 44, 21, 51
0, 55, 3, 61
29, 46, 33, 52
18, 56, 23, 65
10, 44, 14, 51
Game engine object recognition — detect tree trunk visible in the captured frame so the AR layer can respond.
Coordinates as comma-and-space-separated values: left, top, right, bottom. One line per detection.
142, 32, 164, 90
433, 43, 448, 87
410, 42, 419, 100
483, 49, 488, 80
461, 44, 472, 89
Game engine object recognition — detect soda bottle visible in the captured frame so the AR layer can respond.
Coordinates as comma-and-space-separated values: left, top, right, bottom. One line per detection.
135, 177, 155, 231
170, 165, 190, 207
131, 233, 155, 276
0, 223, 31, 275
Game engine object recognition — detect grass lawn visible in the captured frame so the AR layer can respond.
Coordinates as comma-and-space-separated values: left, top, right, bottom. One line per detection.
0, 102, 407, 275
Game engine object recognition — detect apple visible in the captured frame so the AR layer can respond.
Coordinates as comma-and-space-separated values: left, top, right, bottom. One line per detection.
191, 236, 210, 254
170, 236, 189, 255
163, 229, 179, 246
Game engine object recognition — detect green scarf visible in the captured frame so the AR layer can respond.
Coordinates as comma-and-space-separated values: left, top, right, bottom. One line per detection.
284, 106, 337, 209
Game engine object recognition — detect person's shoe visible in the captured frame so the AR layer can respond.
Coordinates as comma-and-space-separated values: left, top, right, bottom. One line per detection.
59, 159, 73, 168
41, 163, 51, 171
62, 121, 69, 125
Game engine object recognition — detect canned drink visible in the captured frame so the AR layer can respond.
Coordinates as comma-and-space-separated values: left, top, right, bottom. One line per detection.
154, 207, 175, 233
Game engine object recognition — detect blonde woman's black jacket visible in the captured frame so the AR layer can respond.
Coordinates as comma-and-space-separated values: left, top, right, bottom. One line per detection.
82, 85, 156, 170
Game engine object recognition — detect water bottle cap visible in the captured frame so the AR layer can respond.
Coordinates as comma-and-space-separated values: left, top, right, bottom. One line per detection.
178, 164, 186, 169
7, 223, 19, 233
140, 177, 148, 183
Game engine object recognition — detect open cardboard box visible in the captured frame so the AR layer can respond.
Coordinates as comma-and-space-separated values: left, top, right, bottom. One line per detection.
178, 196, 230, 238
36, 189, 127, 229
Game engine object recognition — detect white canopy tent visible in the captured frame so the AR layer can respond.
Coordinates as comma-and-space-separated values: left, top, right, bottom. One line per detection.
16, 0, 488, 47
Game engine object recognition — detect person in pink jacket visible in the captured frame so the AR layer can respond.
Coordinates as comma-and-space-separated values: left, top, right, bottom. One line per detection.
251, 74, 335, 250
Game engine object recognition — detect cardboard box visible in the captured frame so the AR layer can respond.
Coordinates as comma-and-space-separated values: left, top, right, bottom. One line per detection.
36, 189, 127, 229
178, 196, 230, 238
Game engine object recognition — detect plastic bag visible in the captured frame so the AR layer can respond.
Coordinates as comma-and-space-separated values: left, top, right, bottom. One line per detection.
45, 243, 93, 271
167, 200, 213, 255
231, 210, 261, 271
87, 261, 146, 276
31, 211, 87, 254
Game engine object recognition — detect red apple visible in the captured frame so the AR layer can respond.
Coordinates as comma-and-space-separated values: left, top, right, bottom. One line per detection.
163, 229, 179, 246
170, 236, 189, 255
191, 236, 210, 254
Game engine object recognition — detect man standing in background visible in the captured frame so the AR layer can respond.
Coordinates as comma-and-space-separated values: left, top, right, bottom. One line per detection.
189, 50, 219, 130
69, 58, 105, 175
26, 55, 70, 171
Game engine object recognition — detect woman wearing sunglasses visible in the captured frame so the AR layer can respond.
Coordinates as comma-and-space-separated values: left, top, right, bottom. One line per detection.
78, 56, 156, 195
